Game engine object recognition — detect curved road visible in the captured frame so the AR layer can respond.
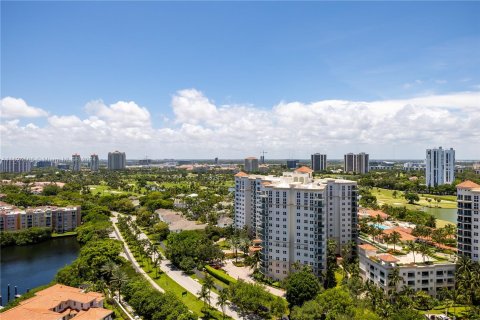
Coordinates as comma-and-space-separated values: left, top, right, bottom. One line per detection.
111, 212, 241, 320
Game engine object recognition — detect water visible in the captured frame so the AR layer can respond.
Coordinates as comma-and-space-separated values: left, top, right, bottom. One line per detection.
421, 207, 457, 224
370, 223, 391, 230
0, 236, 80, 305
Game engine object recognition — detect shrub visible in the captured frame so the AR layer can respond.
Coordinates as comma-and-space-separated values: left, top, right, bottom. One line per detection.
205, 265, 237, 285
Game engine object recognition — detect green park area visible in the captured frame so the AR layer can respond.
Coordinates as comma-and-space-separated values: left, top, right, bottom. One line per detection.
373, 188, 457, 210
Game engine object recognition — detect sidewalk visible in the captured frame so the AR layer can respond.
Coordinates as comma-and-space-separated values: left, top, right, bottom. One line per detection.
112, 212, 241, 320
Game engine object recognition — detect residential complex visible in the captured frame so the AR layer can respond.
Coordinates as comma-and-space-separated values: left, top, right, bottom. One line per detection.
0, 158, 33, 173
286, 159, 299, 169
426, 147, 455, 187
344, 152, 369, 174
90, 154, 99, 171
72, 153, 81, 171
107, 151, 126, 170
244, 157, 259, 172
1, 284, 112, 320
457, 180, 480, 262
358, 244, 455, 298
0, 202, 81, 233
311, 153, 327, 172
234, 167, 358, 280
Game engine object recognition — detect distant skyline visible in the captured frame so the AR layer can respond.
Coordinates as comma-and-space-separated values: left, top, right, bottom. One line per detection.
1, 2, 479, 159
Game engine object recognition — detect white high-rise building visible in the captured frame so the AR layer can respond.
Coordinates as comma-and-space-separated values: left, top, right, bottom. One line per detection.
457, 180, 480, 262
90, 154, 99, 171
426, 147, 455, 187
72, 154, 81, 172
108, 151, 126, 170
244, 157, 259, 173
311, 153, 327, 172
344, 152, 369, 174
234, 166, 358, 280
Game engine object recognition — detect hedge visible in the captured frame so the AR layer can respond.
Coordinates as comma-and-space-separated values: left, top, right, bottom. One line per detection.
205, 265, 237, 285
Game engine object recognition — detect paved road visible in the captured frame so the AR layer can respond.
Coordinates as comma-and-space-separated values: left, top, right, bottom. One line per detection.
111, 212, 241, 320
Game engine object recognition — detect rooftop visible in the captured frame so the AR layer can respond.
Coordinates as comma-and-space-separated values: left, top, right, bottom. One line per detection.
457, 180, 480, 189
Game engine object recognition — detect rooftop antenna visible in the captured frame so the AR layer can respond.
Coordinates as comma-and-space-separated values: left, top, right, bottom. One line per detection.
261, 150, 268, 164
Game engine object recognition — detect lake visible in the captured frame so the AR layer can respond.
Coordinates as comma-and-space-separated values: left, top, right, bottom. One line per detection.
0, 236, 80, 305
421, 207, 457, 224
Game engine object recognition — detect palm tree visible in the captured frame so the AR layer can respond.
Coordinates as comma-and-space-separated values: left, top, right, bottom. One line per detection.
418, 242, 433, 263
198, 285, 211, 310
405, 240, 418, 264
101, 261, 117, 282
240, 237, 250, 257
228, 236, 240, 262
111, 268, 129, 303
389, 231, 402, 252
388, 267, 403, 296
216, 288, 229, 319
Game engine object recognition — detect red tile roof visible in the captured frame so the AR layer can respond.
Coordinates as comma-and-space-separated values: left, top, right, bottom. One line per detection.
457, 180, 480, 189
234, 171, 249, 177
295, 166, 313, 173
359, 244, 377, 251
377, 254, 399, 263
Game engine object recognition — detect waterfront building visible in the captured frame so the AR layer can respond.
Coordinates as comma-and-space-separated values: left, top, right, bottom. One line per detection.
311, 153, 327, 172
286, 159, 299, 169
457, 180, 480, 262
358, 244, 455, 298
234, 167, 358, 280
107, 151, 126, 170
426, 147, 455, 187
0, 202, 81, 233
72, 153, 81, 171
344, 152, 369, 174
244, 157, 259, 172
1, 284, 113, 320
0, 158, 32, 173
90, 154, 99, 171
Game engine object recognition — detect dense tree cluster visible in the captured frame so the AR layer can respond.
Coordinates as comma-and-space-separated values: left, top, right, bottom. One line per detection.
0, 227, 52, 247
166, 230, 224, 273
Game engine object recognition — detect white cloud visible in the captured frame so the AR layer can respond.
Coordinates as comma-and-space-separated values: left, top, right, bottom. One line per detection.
1, 90, 480, 159
0, 97, 48, 118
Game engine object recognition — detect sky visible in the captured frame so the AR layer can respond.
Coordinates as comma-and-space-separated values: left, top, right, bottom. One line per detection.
1, 1, 480, 160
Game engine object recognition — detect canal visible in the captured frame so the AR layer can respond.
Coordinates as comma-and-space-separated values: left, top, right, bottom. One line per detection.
0, 236, 80, 305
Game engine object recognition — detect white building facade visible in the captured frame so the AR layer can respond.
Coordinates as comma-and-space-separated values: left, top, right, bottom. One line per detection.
0, 159, 32, 173
358, 245, 455, 297
426, 147, 455, 187
234, 168, 358, 280
457, 181, 480, 262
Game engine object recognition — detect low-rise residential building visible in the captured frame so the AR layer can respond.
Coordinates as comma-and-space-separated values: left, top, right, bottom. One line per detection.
359, 244, 455, 297
0, 202, 81, 233
1, 284, 112, 320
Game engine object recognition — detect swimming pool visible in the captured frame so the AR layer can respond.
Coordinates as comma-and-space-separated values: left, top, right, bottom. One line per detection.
370, 223, 391, 230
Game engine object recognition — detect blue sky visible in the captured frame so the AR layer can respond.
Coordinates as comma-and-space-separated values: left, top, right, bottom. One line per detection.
1, 2, 479, 159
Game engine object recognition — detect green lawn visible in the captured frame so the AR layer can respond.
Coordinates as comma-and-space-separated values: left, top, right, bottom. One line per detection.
373, 188, 457, 210
51, 231, 77, 238
420, 305, 470, 318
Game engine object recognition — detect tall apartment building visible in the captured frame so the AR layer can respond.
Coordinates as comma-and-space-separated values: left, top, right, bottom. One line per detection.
72, 153, 81, 171
234, 167, 358, 280
311, 153, 327, 172
344, 152, 369, 174
108, 151, 126, 170
244, 157, 259, 172
286, 160, 299, 169
90, 154, 99, 171
0, 202, 81, 233
457, 180, 480, 262
426, 147, 455, 187
0, 159, 33, 173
